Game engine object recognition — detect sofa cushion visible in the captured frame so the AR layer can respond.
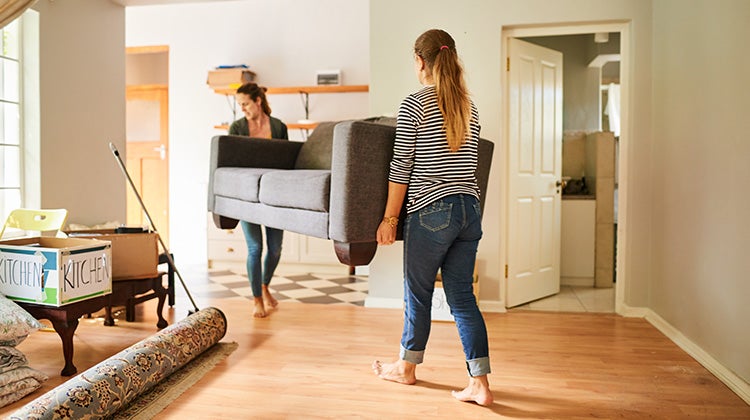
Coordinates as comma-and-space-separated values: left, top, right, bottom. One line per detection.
213, 167, 278, 202
294, 121, 338, 170
259, 170, 330, 212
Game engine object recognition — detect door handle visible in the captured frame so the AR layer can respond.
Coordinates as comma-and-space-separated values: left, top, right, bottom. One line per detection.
153, 144, 166, 160
555, 179, 568, 194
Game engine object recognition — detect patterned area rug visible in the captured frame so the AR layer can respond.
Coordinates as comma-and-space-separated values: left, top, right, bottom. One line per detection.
110, 341, 238, 420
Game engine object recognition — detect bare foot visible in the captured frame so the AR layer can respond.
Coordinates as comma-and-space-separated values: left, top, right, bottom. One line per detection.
371, 360, 416, 385
451, 375, 493, 406
253, 297, 267, 318
262, 285, 278, 308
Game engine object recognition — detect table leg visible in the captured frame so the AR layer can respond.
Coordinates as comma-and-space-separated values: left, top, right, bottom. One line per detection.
104, 304, 115, 327
159, 252, 176, 307
153, 277, 168, 329
50, 318, 80, 376
168, 257, 175, 307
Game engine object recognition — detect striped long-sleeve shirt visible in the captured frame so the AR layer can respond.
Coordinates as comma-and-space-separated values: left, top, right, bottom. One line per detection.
389, 85, 481, 213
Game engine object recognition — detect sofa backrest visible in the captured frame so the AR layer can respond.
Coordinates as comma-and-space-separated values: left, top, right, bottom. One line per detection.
294, 121, 338, 170
294, 118, 397, 170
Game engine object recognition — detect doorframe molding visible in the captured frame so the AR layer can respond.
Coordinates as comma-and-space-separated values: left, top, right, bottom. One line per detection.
126, 45, 169, 55
125, 83, 170, 243
500, 20, 632, 315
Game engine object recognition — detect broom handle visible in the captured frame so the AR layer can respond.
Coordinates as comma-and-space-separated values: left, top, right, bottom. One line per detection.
108, 142, 200, 313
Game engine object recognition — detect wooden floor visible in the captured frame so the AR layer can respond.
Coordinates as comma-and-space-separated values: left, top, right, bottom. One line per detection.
2, 289, 749, 419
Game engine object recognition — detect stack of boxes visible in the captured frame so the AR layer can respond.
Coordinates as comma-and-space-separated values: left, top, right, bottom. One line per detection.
0, 237, 113, 306
206, 66, 256, 92
0, 229, 160, 307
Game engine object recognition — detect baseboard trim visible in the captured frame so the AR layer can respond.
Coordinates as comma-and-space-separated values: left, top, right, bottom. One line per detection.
616, 302, 649, 318
479, 300, 507, 313
645, 309, 750, 405
560, 276, 595, 287
364, 296, 403, 309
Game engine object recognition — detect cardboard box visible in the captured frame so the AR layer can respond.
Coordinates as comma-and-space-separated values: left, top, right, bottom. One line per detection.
66, 230, 159, 281
0, 237, 112, 306
206, 68, 257, 89
432, 272, 480, 322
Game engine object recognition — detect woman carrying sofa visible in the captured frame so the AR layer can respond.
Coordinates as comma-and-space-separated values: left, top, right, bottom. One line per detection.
372, 29, 493, 406
229, 82, 288, 318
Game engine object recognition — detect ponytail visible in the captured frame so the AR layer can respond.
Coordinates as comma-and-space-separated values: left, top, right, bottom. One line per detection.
415, 29, 471, 152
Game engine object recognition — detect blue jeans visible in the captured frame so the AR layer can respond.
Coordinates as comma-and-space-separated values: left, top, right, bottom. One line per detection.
400, 194, 490, 377
240, 221, 283, 297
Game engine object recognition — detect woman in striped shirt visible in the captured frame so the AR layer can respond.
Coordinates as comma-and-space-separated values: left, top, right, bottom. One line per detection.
372, 29, 493, 406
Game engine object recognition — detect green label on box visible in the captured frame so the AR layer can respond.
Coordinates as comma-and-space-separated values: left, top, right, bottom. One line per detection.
42, 287, 57, 304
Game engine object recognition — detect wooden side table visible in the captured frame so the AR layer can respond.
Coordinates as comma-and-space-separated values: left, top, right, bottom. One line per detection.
104, 272, 168, 329
18, 296, 109, 376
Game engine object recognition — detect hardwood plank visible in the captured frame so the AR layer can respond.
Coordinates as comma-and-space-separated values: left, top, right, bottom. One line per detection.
2, 288, 748, 418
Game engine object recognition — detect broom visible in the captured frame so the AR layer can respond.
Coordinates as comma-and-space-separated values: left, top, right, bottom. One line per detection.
108, 142, 200, 315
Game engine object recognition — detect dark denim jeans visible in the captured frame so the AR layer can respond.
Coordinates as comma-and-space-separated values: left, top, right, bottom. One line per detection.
400, 194, 490, 377
240, 221, 283, 297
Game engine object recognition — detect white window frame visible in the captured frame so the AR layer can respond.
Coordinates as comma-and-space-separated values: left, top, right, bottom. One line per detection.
0, 10, 39, 238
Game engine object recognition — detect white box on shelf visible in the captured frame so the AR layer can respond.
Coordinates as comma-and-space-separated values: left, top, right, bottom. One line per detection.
316, 70, 341, 85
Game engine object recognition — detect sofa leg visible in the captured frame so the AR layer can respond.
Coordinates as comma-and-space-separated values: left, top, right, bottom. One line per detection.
333, 241, 378, 266
213, 214, 239, 229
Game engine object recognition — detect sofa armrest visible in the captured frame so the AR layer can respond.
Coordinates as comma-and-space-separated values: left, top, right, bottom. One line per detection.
208, 135, 303, 212
329, 120, 398, 243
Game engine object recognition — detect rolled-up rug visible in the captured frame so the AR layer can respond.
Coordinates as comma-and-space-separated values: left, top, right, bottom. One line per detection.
8, 307, 227, 420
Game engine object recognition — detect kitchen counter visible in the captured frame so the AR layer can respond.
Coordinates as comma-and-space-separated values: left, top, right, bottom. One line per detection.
562, 194, 595, 200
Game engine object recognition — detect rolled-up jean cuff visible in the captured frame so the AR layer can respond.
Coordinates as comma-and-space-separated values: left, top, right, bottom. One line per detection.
466, 357, 491, 377
400, 345, 425, 365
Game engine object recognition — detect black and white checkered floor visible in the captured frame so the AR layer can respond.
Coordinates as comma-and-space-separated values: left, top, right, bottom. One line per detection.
202, 269, 369, 306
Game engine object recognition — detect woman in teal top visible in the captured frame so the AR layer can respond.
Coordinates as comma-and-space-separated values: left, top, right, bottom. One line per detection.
229, 83, 288, 139
229, 82, 288, 318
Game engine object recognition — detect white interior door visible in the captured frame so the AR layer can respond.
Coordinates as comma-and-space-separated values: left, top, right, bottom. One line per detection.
506, 38, 563, 307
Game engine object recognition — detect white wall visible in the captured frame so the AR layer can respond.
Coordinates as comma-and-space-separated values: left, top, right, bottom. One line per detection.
651, 0, 750, 384
369, 0, 654, 309
126, 0, 370, 263
32, 0, 127, 225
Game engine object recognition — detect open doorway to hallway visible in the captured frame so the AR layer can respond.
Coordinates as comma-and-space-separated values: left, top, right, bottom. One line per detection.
502, 22, 630, 314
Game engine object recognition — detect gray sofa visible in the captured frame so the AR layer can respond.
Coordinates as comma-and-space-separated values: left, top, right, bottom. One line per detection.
207, 118, 494, 266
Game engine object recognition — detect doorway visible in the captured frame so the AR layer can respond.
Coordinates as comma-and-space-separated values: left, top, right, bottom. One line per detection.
502, 22, 630, 314
125, 46, 170, 246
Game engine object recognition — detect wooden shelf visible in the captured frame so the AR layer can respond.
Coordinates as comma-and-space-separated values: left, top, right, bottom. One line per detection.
214, 84, 368, 96
288, 122, 319, 130
214, 121, 319, 131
